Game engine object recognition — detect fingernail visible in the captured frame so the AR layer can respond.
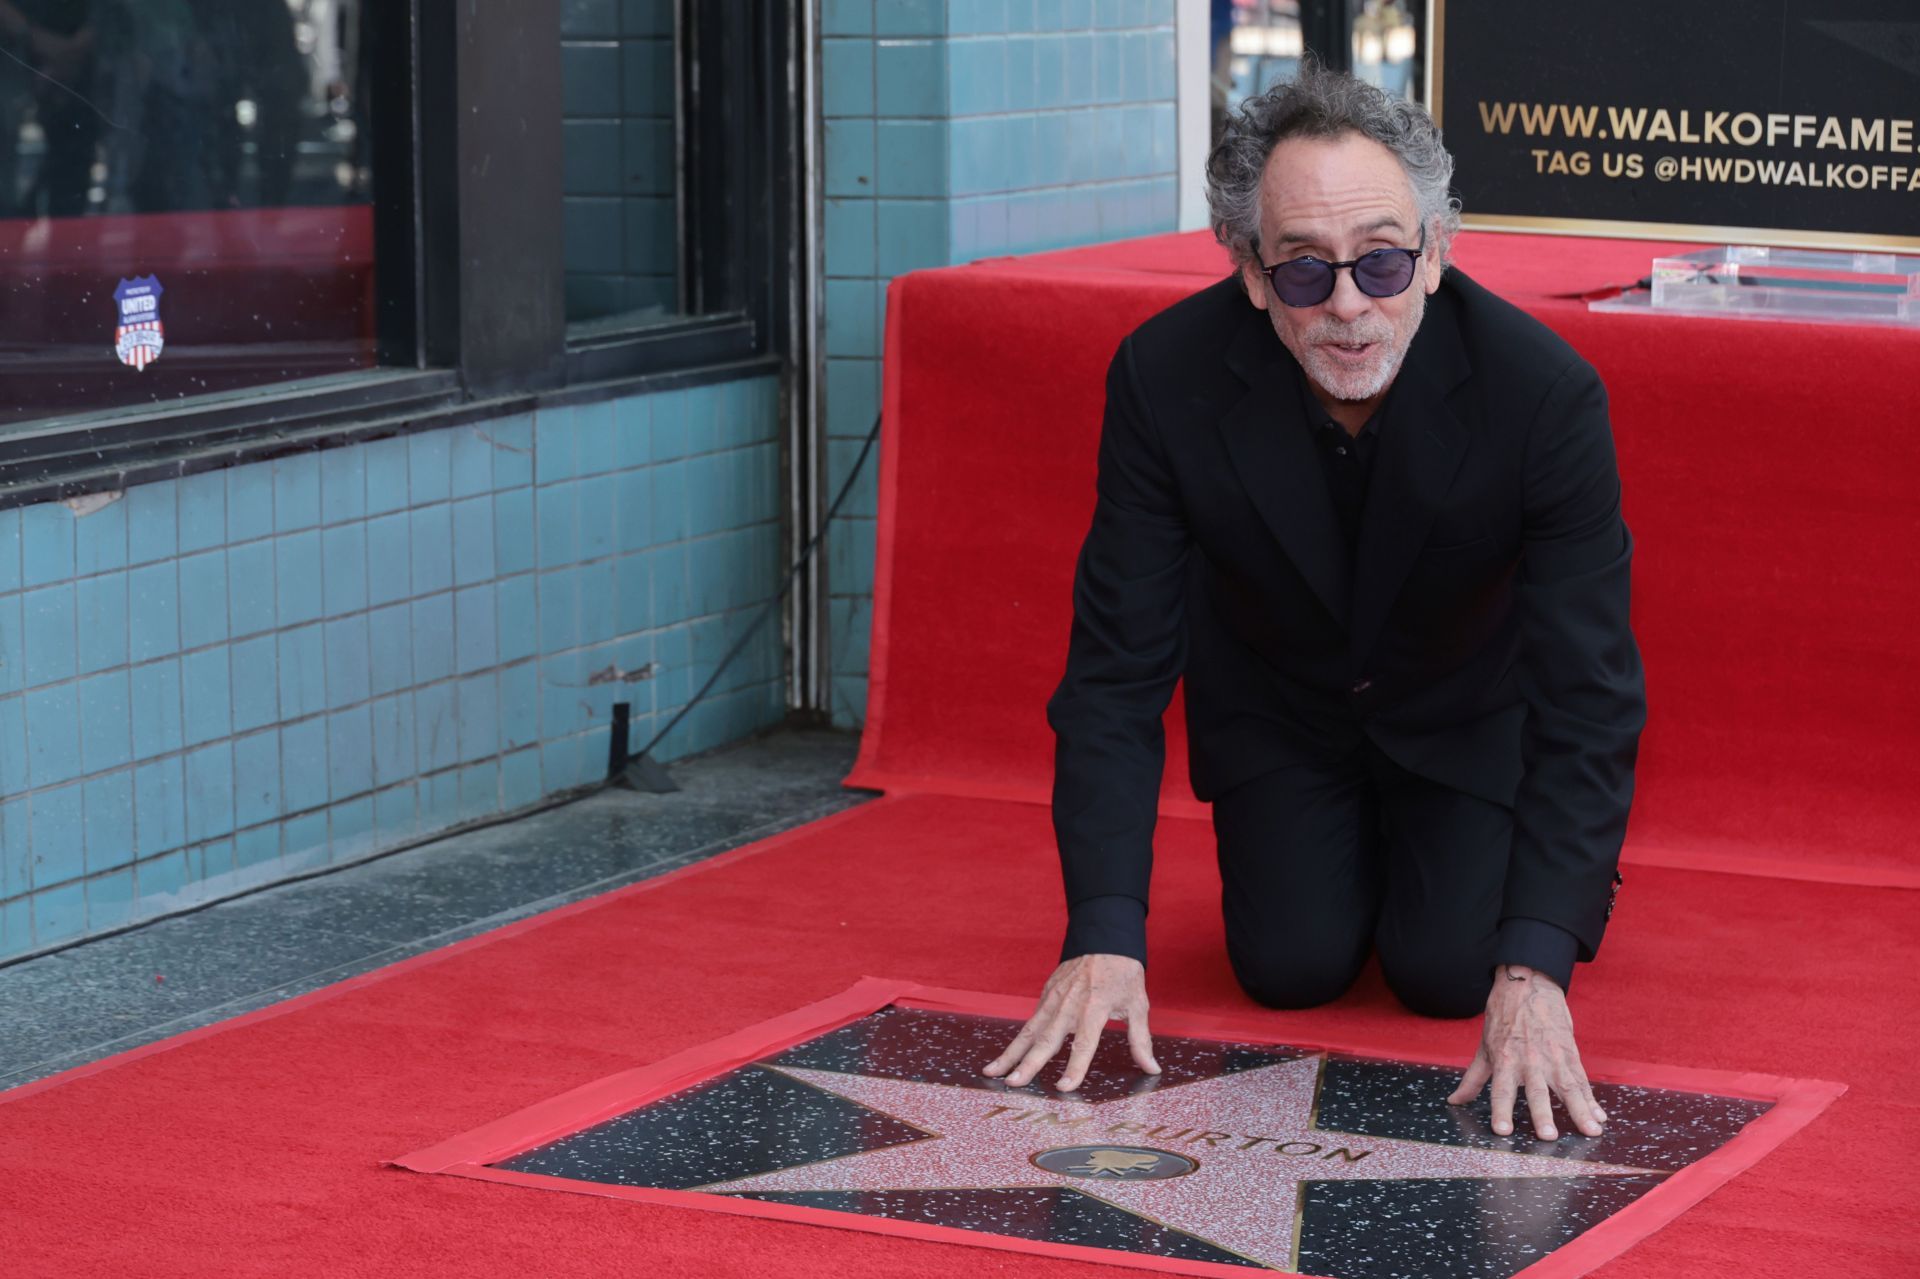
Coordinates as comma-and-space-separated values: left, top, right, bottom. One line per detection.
1148, 1060, 1162, 1074
1542, 1128, 1558, 1140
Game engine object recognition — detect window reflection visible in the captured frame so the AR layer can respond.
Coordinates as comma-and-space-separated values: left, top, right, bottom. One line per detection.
0, 1, 376, 429
560, 0, 683, 332
1, 2, 368, 216
1350, 0, 1419, 102
1220, 0, 1304, 117
1209, 0, 1423, 147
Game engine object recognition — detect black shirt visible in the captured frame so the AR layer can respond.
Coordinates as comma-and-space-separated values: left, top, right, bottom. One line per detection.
1299, 386, 1381, 557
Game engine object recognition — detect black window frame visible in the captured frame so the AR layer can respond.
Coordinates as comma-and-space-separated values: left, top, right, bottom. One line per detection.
0, 0, 801, 511
1299, 0, 1354, 72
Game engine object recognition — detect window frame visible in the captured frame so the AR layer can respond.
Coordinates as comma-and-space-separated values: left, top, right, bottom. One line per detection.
1300, 0, 1356, 73
0, 0, 801, 511
562, 0, 800, 385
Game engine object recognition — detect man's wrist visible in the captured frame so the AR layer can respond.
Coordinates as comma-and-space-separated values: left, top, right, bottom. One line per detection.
1496, 962, 1557, 988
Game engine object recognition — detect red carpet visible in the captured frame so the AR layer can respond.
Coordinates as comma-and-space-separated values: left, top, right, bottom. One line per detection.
850, 231, 1920, 887
2, 793, 1916, 1277
5, 232, 1919, 1278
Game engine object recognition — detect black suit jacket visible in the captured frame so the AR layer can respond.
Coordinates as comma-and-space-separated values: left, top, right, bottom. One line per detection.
1048, 268, 1646, 971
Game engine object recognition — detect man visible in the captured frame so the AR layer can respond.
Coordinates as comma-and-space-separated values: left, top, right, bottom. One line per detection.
984, 66, 1645, 1145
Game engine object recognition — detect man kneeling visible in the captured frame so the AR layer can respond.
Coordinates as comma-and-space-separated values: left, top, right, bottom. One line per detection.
985, 65, 1645, 1145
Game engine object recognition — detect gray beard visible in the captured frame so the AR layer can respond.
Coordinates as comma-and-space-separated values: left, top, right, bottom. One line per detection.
1280, 286, 1426, 404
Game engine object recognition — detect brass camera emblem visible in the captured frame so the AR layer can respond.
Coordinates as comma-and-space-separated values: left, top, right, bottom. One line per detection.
1030, 1145, 1198, 1181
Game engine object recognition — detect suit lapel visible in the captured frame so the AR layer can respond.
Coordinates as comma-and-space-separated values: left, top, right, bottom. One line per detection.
1349, 291, 1474, 669
1218, 310, 1352, 628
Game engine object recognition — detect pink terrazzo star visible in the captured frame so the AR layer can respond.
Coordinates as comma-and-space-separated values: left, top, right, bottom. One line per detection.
702, 1056, 1661, 1271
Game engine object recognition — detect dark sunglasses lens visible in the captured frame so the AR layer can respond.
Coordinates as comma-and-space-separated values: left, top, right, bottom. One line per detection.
1353, 249, 1417, 298
1272, 259, 1334, 307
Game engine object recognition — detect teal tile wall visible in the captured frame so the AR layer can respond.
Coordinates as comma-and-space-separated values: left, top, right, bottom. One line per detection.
562, 0, 679, 321
0, 375, 785, 961
821, 0, 1179, 726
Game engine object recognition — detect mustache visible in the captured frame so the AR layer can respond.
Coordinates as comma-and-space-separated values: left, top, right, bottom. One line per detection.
1304, 319, 1395, 346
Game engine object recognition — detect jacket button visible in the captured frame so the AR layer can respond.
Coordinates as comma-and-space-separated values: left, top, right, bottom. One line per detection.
1350, 678, 1373, 694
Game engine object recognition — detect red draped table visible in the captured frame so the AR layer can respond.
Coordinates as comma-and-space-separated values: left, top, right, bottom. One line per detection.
850, 229, 1920, 888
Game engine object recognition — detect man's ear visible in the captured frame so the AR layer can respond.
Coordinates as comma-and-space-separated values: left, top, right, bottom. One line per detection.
1239, 258, 1272, 309
1422, 220, 1449, 294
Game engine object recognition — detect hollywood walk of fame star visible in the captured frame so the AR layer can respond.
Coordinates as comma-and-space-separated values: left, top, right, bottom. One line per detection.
699, 1056, 1664, 1272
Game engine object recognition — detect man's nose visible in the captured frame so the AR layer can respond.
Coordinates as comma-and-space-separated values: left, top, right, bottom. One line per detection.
1323, 267, 1373, 323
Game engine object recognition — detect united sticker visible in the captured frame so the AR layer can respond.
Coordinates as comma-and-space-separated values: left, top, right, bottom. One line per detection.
113, 276, 166, 371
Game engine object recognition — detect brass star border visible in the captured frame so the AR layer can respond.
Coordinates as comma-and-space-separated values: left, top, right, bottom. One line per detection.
393, 978, 1845, 1279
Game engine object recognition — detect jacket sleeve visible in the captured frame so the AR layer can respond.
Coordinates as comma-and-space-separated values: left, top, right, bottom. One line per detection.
1493, 916, 1579, 992
1506, 359, 1647, 962
1047, 335, 1192, 966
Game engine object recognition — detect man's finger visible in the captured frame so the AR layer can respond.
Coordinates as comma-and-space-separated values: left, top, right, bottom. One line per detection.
1489, 1064, 1519, 1137
1561, 1082, 1603, 1138
983, 1006, 1050, 1076
1560, 1067, 1604, 1137
1006, 1034, 1066, 1089
1004, 1007, 1073, 1088
985, 990, 1065, 1076
1125, 1004, 1159, 1075
1525, 1072, 1559, 1141
1055, 1002, 1110, 1092
1446, 1051, 1492, 1106
983, 1025, 1036, 1078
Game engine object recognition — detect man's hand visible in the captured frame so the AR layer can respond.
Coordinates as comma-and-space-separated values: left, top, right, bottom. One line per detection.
982, 954, 1159, 1092
1446, 964, 1608, 1141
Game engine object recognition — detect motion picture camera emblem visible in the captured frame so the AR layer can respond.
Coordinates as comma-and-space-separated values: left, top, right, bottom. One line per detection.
1030, 1145, 1198, 1181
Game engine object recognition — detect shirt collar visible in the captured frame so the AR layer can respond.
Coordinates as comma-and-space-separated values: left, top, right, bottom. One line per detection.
1296, 373, 1381, 441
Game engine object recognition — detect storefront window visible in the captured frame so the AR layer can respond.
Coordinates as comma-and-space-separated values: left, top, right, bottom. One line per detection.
560, 0, 683, 332
0, 0, 379, 428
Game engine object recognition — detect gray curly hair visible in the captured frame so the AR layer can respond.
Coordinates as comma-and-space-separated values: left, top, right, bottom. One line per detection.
1207, 60, 1461, 271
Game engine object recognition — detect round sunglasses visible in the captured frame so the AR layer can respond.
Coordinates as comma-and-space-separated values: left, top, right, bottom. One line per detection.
1261, 231, 1426, 308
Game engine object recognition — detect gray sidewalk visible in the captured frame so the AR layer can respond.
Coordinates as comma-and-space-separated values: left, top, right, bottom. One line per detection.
0, 728, 866, 1093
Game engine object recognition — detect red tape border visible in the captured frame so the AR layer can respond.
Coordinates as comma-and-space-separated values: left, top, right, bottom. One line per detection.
392, 978, 1845, 1279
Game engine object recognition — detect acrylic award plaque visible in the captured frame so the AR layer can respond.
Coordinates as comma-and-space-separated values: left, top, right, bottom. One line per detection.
1591, 245, 1920, 327
395, 979, 1844, 1278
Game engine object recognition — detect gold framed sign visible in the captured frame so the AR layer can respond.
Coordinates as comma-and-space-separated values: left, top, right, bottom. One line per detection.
1426, 0, 1920, 251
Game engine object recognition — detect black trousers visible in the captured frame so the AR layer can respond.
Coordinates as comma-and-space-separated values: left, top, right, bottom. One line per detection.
1213, 741, 1511, 1020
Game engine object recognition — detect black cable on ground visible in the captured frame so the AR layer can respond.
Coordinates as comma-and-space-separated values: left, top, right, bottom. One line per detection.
617, 410, 884, 791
